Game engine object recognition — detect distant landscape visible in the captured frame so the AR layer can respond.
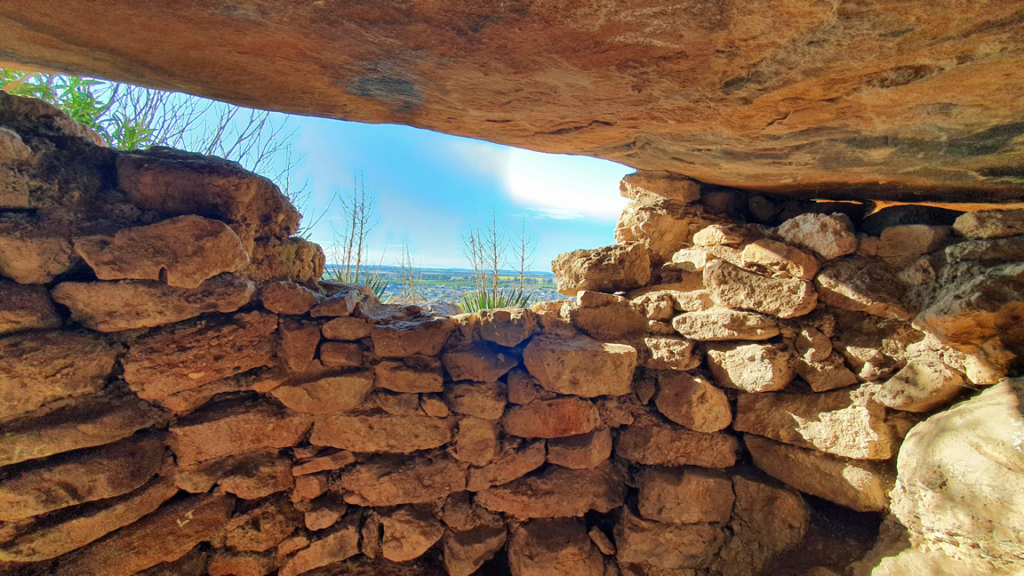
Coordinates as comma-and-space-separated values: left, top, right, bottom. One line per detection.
324, 265, 564, 307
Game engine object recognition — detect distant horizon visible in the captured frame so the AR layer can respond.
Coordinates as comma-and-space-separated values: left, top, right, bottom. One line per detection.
324, 263, 556, 277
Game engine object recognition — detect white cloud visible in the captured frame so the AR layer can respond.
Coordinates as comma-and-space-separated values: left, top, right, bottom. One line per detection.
504, 148, 631, 220
442, 139, 511, 175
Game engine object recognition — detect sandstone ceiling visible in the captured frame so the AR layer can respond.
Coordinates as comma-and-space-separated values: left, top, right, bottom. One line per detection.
1, 0, 1023, 202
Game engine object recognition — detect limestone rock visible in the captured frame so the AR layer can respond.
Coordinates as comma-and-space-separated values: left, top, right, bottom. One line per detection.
953, 209, 1024, 239
506, 368, 548, 405
445, 382, 507, 420
311, 414, 453, 453
134, 547, 208, 576
467, 439, 547, 492
734, 386, 895, 459
207, 551, 277, 576
875, 359, 964, 412
876, 224, 948, 258
375, 354, 444, 393
420, 393, 450, 418
617, 420, 739, 469
370, 316, 454, 357
338, 453, 467, 506
638, 467, 735, 525
225, 495, 303, 552
309, 290, 361, 317
703, 260, 817, 319
693, 224, 745, 246
547, 428, 613, 470
508, 518, 604, 576
293, 450, 356, 476
615, 198, 707, 266
745, 434, 894, 512
707, 343, 795, 393
0, 330, 120, 421
52, 276, 254, 332
795, 353, 860, 392
615, 509, 726, 571
654, 372, 732, 433
642, 336, 701, 371
945, 236, 1024, 264
522, 335, 637, 398
673, 308, 779, 341
477, 307, 537, 347
278, 513, 360, 576
74, 215, 249, 289
0, 280, 60, 334
443, 523, 507, 576
291, 474, 328, 503
672, 248, 712, 272
259, 281, 321, 315
566, 291, 648, 340
503, 397, 601, 439
123, 311, 277, 400
776, 213, 857, 260
380, 506, 445, 562
620, 171, 701, 203
320, 316, 371, 340
170, 400, 311, 466
741, 238, 819, 280
890, 378, 1024, 571
816, 258, 911, 320
243, 235, 325, 285
319, 341, 362, 368
0, 218, 79, 284
158, 369, 286, 415
52, 494, 234, 576
451, 416, 501, 466
796, 326, 832, 362
0, 434, 165, 522
303, 498, 345, 531
270, 371, 374, 414
216, 454, 294, 500
477, 461, 625, 520
442, 342, 519, 382
552, 243, 651, 296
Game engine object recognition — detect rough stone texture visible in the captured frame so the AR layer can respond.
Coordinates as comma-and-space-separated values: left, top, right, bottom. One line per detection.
566, 291, 648, 340
270, 372, 375, 414
443, 523, 507, 576
170, 400, 311, 466
451, 416, 500, 467
614, 199, 706, 266
522, 335, 637, 397
945, 236, 1024, 264
693, 224, 745, 246
74, 215, 249, 288
546, 428, 612, 470
467, 439, 547, 492
875, 359, 965, 412
375, 355, 444, 393
52, 275, 255, 332
0, 280, 60, 334
745, 434, 895, 512
370, 316, 454, 358
734, 386, 895, 460
123, 311, 277, 400
637, 467, 735, 525
620, 171, 700, 203
476, 461, 626, 520
338, 454, 467, 507
776, 214, 858, 260
259, 281, 321, 315
673, 308, 779, 341
816, 259, 912, 320
508, 518, 604, 576
319, 341, 362, 368
52, 494, 234, 576
207, 551, 276, 576
278, 513, 360, 576
320, 316, 371, 341
380, 506, 445, 562
890, 378, 1024, 572
503, 397, 600, 439
216, 454, 294, 500
654, 372, 732, 433
293, 450, 356, 476
552, 243, 650, 296
477, 307, 537, 347
225, 495, 302, 552
444, 382, 507, 420
795, 353, 861, 393
0, 330, 120, 421
643, 336, 701, 371
876, 224, 949, 258
954, 210, 1024, 239
158, 369, 285, 415
243, 236, 325, 285
442, 342, 519, 383
617, 420, 739, 469
309, 290, 361, 317
615, 509, 726, 571
741, 238, 819, 280
703, 259, 817, 318
310, 414, 453, 453
707, 343, 795, 393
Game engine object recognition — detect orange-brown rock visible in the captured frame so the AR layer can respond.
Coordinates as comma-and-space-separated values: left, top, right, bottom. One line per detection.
502, 397, 601, 439
552, 243, 651, 296
309, 290, 362, 318
703, 259, 818, 319
546, 428, 612, 470
310, 414, 453, 453
655, 371, 732, 433
450, 416, 501, 467
380, 505, 445, 562
508, 519, 604, 576
466, 439, 547, 492
615, 509, 726, 572
74, 215, 249, 289
0, 216, 79, 284
292, 450, 356, 477
522, 335, 637, 398
320, 316, 371, 341
216, 454, 294, 500
0, 330, 120, 421
278, 513, 360, 576
444, 382, 507, 420
637, 467, 735, 525
338, 453, 467, 506
375, 355, 444, 393
225, 495, 302, 552
319, 341, 363, 368
52, 275, 255, 332
616, 419, 739, 469
207, 551, 277, 576
673, 308, 780, 341
816, 259, 912, 320
52, 493, 234, 576
442, 342, 519, 383
242, 236, 325, 286
475, 461, 627, 520
0, 280, 60, 334
170, 400, 311, 466
620, 170, 701, 203
374, 390, 421, 415
259, 281, 321, 315
278, 317, 320, 372
443, 523, 507, 576
158, 368, 286, 415
370, 316, 454, 358
123, 311, 277, 400
476, 307, 537, 347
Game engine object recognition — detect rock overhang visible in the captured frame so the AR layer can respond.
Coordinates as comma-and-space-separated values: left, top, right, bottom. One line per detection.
1, 0, 1023, 202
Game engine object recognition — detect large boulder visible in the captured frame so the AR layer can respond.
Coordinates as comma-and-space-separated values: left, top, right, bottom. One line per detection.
551, 243, 650, 296
775, 213, 857, 260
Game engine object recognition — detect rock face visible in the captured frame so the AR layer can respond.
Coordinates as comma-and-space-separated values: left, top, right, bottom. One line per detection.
0, 280, 60, 334
552, 243, 651, 296
523, 335, 637, 398
703, 260, 817, 318
776, 214, 858, 260
508, 519, 604, 576
475, 461, 627, 520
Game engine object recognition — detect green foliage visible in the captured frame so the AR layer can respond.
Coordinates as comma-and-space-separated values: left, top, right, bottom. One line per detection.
460, 287, 532, 313
1, 71, 113, 136
322, 266, 393, 304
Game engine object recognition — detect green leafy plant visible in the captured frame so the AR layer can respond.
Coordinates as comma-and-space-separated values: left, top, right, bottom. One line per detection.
460, 287, 532, 313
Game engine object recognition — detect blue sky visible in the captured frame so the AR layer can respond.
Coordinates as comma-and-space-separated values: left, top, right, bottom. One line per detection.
286, 116, 631, 271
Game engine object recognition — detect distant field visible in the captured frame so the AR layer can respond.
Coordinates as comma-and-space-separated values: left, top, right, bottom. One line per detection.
324, 265, 564, 305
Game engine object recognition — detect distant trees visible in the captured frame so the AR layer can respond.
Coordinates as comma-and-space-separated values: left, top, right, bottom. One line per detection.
460, 210, 537, 312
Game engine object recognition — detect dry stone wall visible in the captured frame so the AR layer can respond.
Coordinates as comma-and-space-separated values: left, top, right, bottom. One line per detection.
2, 92, 1024, 576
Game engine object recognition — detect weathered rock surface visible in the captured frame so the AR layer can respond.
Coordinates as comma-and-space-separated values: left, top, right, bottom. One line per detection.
443, 523, 507, 576
271, 372, 375, 414
745, 434, 895, 512
278, 514, 360, 576
451, 416, 500, 467
444, 382, 507, 420
243, 236, 325, 285
215, 453, 294, 500
614, 199, 703, 265
74, 215, 249, 288
508, 518, 604, 576
207, 551, 277, 576
159, 369, 285, 415
380, 506, 445, 562
795, 353, 861, 393
734, 386, 895, 459
816, 259, 911, 320
615, 509, 726, 571
617, 420, 739, 469
52, 275, 255, 332
311, 414, 453, 453
654, 372, 732, 433
642, 336, 701, 371
707, 343, 795, 393
620, 171, 700, 203
876, 224, 948, 258
953, 210, 1024, 239
476, 461, 626, 519
0, 330, 120, 421
546, 428, 612, 470
170, 400, 311, 466
477, 307, 537, 347
370, 316, 454, 358
552, 243, 650, 296
741, 238, 819, 280
320, 316, 371, 341
338, 454, 467, 506
776, 214, 857, 260
523, 335, 637, 398
442, 342, 519, 382
123, 311, 277, 400
466, 440, 547, 492
503, 397, 601, 439
259, 281, 321, 315
890, 378, 1024, 571
375, 355, 444, 393
0, 280, 60, 334
945, 236, 1024, 264
225, 495, 302, 552
0, 218, 79, 284
637, 467, 735, 524
875, 359, 965, 412
566, 291, 648, 340
673, 308, 779, 341
319, 341, 362, 368
703, 259, 817, 318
